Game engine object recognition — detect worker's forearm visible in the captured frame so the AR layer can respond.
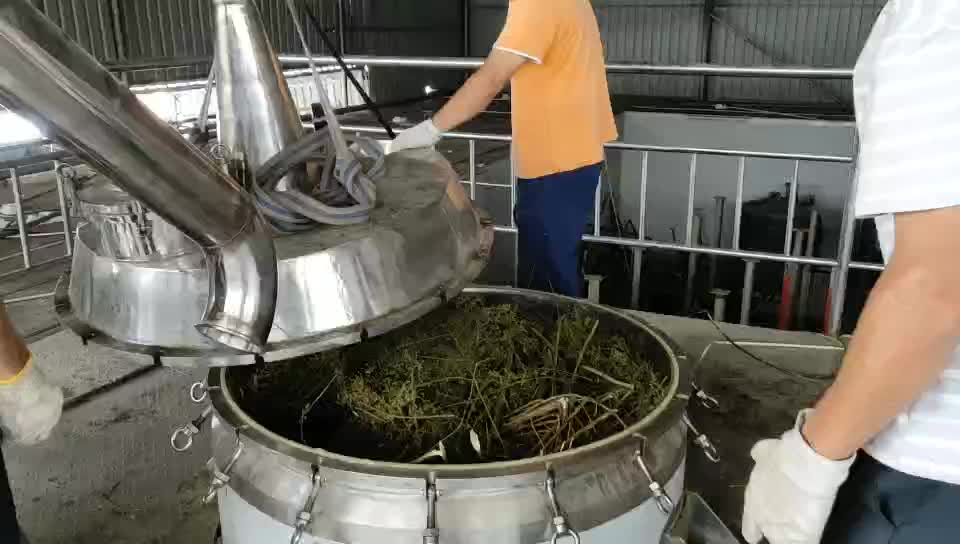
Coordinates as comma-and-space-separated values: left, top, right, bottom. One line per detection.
803, 268, 960, 460
432, 70, 505, 132
0, 305, 30, 380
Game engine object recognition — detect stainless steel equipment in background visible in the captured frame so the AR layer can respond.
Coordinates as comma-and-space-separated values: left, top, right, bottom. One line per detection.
74, 176, 197, 262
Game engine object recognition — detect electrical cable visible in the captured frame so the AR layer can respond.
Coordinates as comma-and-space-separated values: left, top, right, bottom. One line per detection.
697, 310, 836, 383
302, 3, 396, 139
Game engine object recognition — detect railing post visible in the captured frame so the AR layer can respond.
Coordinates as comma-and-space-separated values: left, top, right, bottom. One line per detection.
733, 156, 746, 250
53, 161, 73, 256
468, 139, 477, 200
510, 142, 519, 287
631, 151, 650, 309
8, 168, 31, 269
829, 154, 860, 337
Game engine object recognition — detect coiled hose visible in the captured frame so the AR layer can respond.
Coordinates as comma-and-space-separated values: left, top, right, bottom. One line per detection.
191, 0, 387, 232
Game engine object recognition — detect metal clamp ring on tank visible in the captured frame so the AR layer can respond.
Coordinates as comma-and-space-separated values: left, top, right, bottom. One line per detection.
634, 447, 675, 515
546, 470, 581, 544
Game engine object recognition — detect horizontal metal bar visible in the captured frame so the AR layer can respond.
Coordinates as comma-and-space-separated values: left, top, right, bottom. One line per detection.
4, 291, 54, 304
493, 225, 836, 267
459, 180, 511, 189
849, 261, 884, 272
0, 151, 72, 173
101, 53, 854, 79
0, 240, 64, 264
343, 125, 853, 164
0, 255, 68, 280
278, 54, 854, 79
128, 65, 353, 94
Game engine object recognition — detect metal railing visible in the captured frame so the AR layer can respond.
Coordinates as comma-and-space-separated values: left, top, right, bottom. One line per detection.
0, 160, 75, 304
106, 53, 855, 80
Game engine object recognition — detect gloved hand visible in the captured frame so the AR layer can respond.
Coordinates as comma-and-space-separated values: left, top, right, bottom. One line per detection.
389, 119, 442, 154
0, 357, 63, 446
742, 410, 855, 544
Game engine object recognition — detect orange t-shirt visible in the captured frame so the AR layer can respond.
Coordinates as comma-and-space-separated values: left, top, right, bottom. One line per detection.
495, 0, 618, 180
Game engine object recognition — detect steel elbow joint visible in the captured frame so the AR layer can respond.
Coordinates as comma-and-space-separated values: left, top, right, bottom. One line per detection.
196, 212, 278, 355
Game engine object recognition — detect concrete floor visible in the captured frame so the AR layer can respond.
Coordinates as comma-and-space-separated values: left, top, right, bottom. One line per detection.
0, 175, 840, 543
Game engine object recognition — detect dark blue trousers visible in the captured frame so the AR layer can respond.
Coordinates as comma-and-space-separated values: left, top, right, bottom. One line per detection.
514, 163, 601, 297
0, 447, 18, 543
822, 454, 960, 543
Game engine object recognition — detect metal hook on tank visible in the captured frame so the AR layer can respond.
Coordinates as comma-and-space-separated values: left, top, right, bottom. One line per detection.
203, 435, 245, 504
545, 470, 581, 544
633, 449, 675, 515
190, 381, 221, 404
171, 405, 214, 452
290, 467, 323, 544
423, 479, 440, 544
683, 412, 721, 463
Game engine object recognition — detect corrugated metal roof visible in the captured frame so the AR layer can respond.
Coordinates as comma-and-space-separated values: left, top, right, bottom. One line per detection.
23, 0, 889, 106
709, 0, 886, 104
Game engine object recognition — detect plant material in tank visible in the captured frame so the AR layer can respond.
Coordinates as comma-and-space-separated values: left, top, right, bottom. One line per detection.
232, 296, 668, 464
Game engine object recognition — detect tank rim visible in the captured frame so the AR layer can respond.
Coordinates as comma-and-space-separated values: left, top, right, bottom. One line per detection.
208, 286, 691, 479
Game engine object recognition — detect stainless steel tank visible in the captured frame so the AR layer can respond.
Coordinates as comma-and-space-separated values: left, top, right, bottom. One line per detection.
74, 176, 197, 262
202, 288, 692, 544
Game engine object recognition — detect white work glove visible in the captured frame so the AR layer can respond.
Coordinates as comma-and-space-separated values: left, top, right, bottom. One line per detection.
0, 357, 63, 446
742, 410, 855, 544
389, 119, 442, 154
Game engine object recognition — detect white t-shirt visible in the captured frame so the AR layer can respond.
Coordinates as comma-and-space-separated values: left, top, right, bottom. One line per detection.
854, 0, 960, 485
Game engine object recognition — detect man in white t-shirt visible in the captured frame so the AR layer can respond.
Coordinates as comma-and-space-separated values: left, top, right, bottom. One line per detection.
741, 2, 960, 543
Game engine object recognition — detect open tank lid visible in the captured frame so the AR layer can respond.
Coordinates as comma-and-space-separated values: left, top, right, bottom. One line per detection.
56, 149, 495, 367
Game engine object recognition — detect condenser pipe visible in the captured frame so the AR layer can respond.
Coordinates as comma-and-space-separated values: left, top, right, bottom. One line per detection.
0, 0, 277, 353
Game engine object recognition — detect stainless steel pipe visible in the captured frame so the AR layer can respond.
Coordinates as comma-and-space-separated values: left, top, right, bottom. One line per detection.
0, 0, 277, 353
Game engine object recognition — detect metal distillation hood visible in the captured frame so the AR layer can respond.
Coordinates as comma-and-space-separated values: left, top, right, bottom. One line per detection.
0, 0, 493, 366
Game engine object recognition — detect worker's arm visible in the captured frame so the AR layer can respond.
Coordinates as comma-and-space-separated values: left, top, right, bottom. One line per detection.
431, 50, 527, 132
389, 50, 528, 153
390, 0, 551, 153
803, 206, 960, 459
0, 304, 63, 445
0, 305, 31, 380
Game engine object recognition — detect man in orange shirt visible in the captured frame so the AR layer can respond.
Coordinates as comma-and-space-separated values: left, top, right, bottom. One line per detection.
392, 0, 617, 297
